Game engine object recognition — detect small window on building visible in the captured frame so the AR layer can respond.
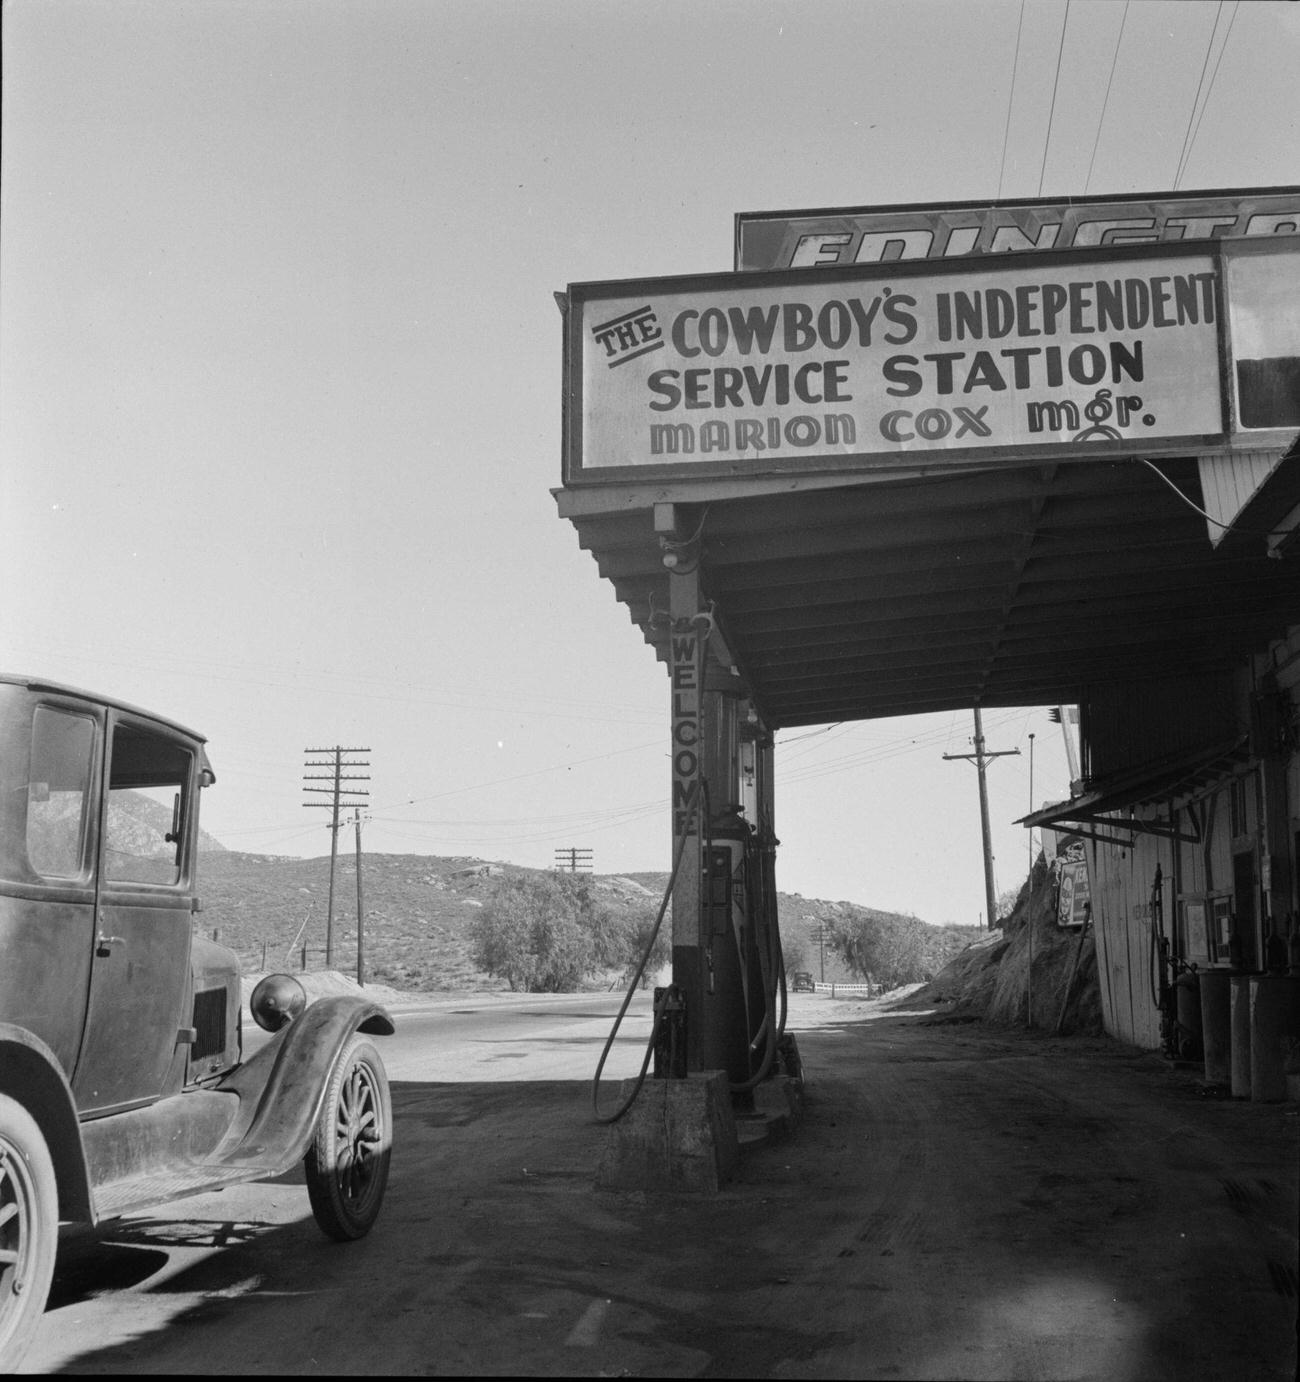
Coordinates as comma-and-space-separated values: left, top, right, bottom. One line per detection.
103, 723, 192, 886
26, 706, 96, 879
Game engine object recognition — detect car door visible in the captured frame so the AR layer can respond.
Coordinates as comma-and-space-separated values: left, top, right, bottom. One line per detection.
72, 712, 197, 1116
0, 692, 102, 1079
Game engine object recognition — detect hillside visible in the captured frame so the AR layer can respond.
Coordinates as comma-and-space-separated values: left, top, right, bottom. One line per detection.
196, 851, 967, 992
197, 851, 669, 991
624, 872, 974, 987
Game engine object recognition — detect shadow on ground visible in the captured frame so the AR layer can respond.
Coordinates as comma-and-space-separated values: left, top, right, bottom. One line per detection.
30, 1009, 1300, 1378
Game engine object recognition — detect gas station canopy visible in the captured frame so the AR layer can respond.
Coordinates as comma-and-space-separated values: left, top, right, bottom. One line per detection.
556, 200, 1300, 732
557, 455, 1300, 730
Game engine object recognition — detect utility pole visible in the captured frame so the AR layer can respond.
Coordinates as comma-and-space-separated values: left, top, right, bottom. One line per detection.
944, 707, 1019, 931
354, 807, 366, 987
1027, 731, 1035, 1026
303, 746, 370, 969
802, 917, 827, 981
1028, 733, 1036, 878
553, 846, 593, 873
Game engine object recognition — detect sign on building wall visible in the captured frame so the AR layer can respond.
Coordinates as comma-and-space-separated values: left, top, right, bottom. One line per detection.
1225, 240, 1300, 432
735, 187, 1300, 273
1055, 836, 1091, 929
1182, 898, 1210, 963
565, 243, 1225, 482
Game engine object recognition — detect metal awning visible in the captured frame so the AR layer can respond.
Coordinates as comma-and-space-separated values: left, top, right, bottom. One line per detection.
1018, 734, 1251, 848
556, 454, 1300, 730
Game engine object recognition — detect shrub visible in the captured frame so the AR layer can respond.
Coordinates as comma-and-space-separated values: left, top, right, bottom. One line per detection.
472, 873, 607, 992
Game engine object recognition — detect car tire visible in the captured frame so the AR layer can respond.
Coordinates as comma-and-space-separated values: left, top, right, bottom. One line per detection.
0, 1094, 59, 1369
304, 1034, 391, 1242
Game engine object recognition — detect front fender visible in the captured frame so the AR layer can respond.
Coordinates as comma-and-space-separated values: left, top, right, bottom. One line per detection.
0, 1024, 93, 1223
212, 996, 394, 1176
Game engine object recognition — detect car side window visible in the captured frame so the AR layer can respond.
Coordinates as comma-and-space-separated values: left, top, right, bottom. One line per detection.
103, 723, 193, 886
26, 706, 97, 879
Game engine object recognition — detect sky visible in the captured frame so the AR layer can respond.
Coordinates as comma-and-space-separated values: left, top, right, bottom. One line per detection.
3, 0, 1297, 928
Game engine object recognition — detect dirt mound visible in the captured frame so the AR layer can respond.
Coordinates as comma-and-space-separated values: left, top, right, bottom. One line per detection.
899, 856, 1103, 1036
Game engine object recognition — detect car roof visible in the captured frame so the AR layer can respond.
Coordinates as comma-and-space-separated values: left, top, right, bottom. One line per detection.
0, 672, 209, 744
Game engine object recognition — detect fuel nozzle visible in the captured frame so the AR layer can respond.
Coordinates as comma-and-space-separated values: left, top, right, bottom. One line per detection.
652, 984, 687, 1078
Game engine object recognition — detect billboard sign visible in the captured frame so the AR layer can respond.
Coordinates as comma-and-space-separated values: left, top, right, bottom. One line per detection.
564, 242, 1226, 483
735, 187, 1300, 272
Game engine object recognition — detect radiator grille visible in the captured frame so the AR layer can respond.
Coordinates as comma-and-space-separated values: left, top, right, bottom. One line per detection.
191, 987, 227, 1061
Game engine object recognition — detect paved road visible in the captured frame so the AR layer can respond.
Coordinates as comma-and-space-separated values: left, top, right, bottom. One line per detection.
19, 991, 1300, 1378
19, 988, 656, 1374
374, 989, 659, 1084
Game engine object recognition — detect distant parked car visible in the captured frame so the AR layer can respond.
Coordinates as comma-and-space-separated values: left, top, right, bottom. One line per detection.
0, 675, 395, 1368
791, 971, 816, 992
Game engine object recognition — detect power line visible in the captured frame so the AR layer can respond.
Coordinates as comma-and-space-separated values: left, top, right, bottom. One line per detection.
1134, 456, 1293, 537
1083, 0, 1129, 194
779, 710, 1029, 787
367, 739, 663, 813
1037, 0, 1072, 197
8, 638, 662, 729
226, 709, 1061, 857
1174, 2, 1239, 191
777, 721, 846, 747
997, 0, 1027, 199
1171, 1, 1225, 190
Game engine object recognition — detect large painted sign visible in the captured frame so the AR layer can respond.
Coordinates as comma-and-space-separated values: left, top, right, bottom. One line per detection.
735, 187, 1300, 272
565, 243, 1226, 482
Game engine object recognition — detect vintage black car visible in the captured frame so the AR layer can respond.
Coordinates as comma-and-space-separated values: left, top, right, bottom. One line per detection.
0, 675, 394, 1366
790, 971, 816, 993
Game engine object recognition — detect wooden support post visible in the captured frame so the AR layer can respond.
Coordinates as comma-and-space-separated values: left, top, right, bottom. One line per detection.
662, 502, 751, 1085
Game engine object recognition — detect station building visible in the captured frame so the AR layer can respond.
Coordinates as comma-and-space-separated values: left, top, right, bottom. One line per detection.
555, 188, 1300, 1098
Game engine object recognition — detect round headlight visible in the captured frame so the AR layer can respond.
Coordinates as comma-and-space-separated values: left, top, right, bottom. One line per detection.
250, 973, 307, 1032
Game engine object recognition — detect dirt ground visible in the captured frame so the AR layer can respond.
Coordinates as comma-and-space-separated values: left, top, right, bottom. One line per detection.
26, 992, 1300, 1378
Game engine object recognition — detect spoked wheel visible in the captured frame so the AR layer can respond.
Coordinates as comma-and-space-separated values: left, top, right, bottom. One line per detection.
0, 1095, 58, 1369
304, 1034, 391, 1241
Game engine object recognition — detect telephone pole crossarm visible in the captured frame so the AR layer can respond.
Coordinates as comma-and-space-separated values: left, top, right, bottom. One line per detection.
553, 846, 593, 873
303, 746, 371, 970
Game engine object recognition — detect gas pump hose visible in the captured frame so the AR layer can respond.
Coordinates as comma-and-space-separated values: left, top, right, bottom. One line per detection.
728, 827, 784, 1093
701, 795, 782, 1094
590, 789, 697, 1125
591, 794, 790, 1114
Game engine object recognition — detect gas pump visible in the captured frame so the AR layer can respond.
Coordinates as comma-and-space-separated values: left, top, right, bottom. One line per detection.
701, 809, 759, 1084
703, 833, 747, 971
701, 802, 787, 1093
737, 718, 789, 1085
1151, 863, 1202, 1061
591, 638, 792, 1120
